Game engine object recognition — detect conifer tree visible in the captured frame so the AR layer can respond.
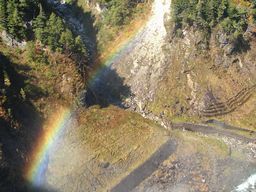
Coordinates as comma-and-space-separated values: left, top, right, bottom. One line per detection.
60, 29, 75, 51
47, 13, 59, 51
7, 0, 26, 39
0, 0, 7, 31
217, 0, 228, 22
33, 4, 47, 44
208, 0, 220, 27
75, 36, 85, 54
196, 0, 209, 28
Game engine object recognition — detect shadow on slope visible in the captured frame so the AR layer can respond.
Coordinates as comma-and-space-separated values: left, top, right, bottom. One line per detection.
0, 53, 50, 191
83, 66, 132, 108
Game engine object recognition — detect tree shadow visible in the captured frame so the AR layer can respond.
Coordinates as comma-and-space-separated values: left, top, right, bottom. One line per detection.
83, 66, 132, 108
233, 35, 251, 54
0, 53, 51, 191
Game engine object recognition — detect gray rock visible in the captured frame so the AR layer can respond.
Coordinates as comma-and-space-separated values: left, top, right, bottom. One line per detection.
1, 31, 27, 49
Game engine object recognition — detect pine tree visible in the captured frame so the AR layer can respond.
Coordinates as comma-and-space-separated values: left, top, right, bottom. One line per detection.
33, 4, 47, 44
7, 0, 26, 39
47, 13, 65, 51
47, 13, 58, 51
19, 0, 29, 11
60, 29, 75, 51
75, 36, 85, 54
217, 0, 228, 22
0, 0, 7, 31
19, 0, 29, 14
196, 0, 208, 28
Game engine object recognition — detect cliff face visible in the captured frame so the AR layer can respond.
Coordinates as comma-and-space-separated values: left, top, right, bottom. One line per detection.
27, 0, 256, 191
89, 0, 172, 109
88, 0, 256, 129
148, 16, 256, 128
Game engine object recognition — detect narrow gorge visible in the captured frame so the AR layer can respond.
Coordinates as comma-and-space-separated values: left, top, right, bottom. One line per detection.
0, 0, 256, 192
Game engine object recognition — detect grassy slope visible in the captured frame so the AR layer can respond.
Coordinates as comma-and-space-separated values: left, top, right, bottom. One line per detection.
0, 2, 254, 190
150, 45, 256, 129
46, 105, 170, 191
47, 105, 251, 192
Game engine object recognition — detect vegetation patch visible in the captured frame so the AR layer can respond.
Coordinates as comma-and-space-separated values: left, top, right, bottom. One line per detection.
171, 0, 255, 51
77, 105, 169, 163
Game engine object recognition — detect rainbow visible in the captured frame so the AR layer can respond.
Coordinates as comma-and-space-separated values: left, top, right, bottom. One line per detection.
24, 107, 72, 186
87, 22, 147, 88
24, 14, 148, 188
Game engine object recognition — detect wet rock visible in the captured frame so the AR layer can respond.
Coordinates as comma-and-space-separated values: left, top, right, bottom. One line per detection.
99, 162, 110, 169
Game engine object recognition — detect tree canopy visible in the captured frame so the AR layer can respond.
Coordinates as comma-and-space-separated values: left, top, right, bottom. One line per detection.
0, 0, 87, 56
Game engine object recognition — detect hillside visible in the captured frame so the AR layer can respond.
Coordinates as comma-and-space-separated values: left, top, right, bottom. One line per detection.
0, 0, 152, 191
149, 0, 256, 128
89, 0, 256, 129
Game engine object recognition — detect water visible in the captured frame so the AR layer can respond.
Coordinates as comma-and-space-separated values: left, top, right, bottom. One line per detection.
233, 173, 256, 192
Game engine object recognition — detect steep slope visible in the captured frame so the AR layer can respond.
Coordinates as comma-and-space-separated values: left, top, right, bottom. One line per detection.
0, 40, 84, 191
44, 106, 171, 192
90, 0, 171, 109
147, 0, 256, 129
41, 105, 256, 192
46, 0, 97, 61
81, 0, 256, 191
40, 1, 256, 192
90, 0, 256, 130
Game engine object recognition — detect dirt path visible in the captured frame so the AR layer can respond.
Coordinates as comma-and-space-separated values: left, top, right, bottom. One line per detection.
172, 123, 256, 143
110, 139, 176, 192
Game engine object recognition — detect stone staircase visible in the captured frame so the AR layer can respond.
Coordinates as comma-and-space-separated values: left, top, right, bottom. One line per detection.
201, 85, 256, 117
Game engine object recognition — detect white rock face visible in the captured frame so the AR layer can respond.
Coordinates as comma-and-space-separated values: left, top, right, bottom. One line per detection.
116, 0, 171, 104
92, 0, 172, 111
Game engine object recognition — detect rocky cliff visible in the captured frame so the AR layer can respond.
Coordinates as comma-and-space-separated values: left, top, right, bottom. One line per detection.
89, 0, 256, 130
149, 5, 256, 128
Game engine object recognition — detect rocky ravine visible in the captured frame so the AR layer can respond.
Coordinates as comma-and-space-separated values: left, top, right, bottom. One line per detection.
41, 0, 256, 192
90, 0, 171, 111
